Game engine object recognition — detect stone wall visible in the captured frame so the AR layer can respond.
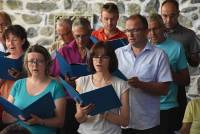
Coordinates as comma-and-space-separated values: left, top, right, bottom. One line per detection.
1, 0, 200, 98
1, 0, 200, 47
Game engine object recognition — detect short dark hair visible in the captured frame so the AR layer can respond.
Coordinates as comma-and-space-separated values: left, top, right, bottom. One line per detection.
161, 0, 179, 10
147, 13, 164, 27
24, 44, 52, 76
72, 17, 91, 34
88, 41, 118, 73
3, 25, 30, 51
0, 123, 30, 134
127, 14, 148, 29
101, 3, 119, 15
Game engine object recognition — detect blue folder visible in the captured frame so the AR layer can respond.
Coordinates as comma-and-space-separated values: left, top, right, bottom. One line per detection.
0, 51, 10, 56
55, 51, 90, 78
0, 56, 23, 80
56, 51, 127, 80
107, 38, 128, 50
60, 78, 122, 116
0, 92, 55, 120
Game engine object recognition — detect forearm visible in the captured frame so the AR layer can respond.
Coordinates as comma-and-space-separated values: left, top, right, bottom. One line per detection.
75, 112, 88, 123
2, 112, 17, 124
172, 71, 190, 86
104, 112, 129, 127
39, 117, 65, 128
138, 81, 169, 96
179, 123, 191, 134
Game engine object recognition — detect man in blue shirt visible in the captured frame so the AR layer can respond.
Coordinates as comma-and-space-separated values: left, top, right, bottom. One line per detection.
116, 14, 172, 134
148, 13, 190, 134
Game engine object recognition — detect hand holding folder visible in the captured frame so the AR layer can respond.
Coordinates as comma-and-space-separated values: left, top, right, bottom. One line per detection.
0, 56, 23, 80
60, 78, 122, 116
0, 92, 55, 120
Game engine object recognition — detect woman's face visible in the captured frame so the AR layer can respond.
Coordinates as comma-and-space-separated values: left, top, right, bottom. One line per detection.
6, 33, 24, 55
26, 52, 46, 77
92, 49, 110, 73
73, 26, 90, 48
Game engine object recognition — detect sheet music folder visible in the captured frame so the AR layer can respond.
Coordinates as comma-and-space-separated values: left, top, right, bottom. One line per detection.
0, 92, 55, 120
56, 51, 127, 81
107, 38, 128, 50
0, 56, 23, 80
55, 51, 90, 77
60, 78, 121, 116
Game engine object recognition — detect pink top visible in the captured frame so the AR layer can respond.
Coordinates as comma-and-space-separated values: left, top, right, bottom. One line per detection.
50, 40, 88, 77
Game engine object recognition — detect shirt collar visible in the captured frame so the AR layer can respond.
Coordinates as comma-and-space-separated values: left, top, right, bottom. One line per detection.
125, 42, 153, 52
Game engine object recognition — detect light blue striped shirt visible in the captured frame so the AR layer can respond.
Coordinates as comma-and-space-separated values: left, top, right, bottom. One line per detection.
115, 43, 172, 130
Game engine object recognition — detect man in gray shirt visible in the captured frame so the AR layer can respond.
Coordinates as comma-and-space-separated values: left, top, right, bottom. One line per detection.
161, 0, 200, 131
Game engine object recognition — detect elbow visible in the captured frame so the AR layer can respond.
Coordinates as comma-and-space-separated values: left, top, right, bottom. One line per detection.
184, 78, 190, 86
57, 119, 65, 128
162, 89, 169, 96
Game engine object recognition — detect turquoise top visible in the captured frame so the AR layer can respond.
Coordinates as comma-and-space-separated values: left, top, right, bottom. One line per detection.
10, 78, 65, 134
157, 38, 188, 110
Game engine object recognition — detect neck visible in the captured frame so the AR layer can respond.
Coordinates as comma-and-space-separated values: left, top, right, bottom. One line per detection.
93, 71, 111, 82
30, 75, 49, 83
132, 42, 147, 56
9, 52, 23, 59
104, 28, 118, 37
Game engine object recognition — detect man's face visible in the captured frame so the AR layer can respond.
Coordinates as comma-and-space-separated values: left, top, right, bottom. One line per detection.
125, 18, 147, 47
73, 26, 90, 48
161, 2, 179, 29
56, 23, 72, 44
148, 20, 165, 45
101, 11, 119, 32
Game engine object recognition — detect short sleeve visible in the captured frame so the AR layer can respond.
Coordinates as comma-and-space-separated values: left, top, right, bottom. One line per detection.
183, 101, 193, 123
156, 51, 172, 82
119, 79, 129, 95
176, 45, 188, 70
10, 80, 22, 98
52, 80, 66, 100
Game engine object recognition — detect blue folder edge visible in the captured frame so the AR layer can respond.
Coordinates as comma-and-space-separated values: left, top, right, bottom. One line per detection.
55, 52, 90, 78
60, 78, 122, 116
0, 92, 55, 120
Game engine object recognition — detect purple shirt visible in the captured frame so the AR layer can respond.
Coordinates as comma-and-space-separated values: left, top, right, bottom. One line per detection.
50, 40, 87, 77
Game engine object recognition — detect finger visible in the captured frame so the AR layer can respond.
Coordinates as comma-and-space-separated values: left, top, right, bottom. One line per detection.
18, 115, 26, 121
10, 67, 17, 72
64, 75, 70, 81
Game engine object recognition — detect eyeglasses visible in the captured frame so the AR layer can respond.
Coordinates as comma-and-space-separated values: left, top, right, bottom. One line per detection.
27, 60, 45, 65
93, 55, 110, 60
58, 30, 71, 37
74, 34, 89, 40
124, 28, 144, 34
148, 27, 161, 33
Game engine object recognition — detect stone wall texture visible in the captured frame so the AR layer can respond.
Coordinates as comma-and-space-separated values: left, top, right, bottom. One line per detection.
1, 0, 200, 98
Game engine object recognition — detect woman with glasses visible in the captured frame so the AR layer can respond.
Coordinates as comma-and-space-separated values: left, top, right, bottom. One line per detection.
50, 17, 95, 134
2, 45, 66, 134
75, 42, 129, 134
